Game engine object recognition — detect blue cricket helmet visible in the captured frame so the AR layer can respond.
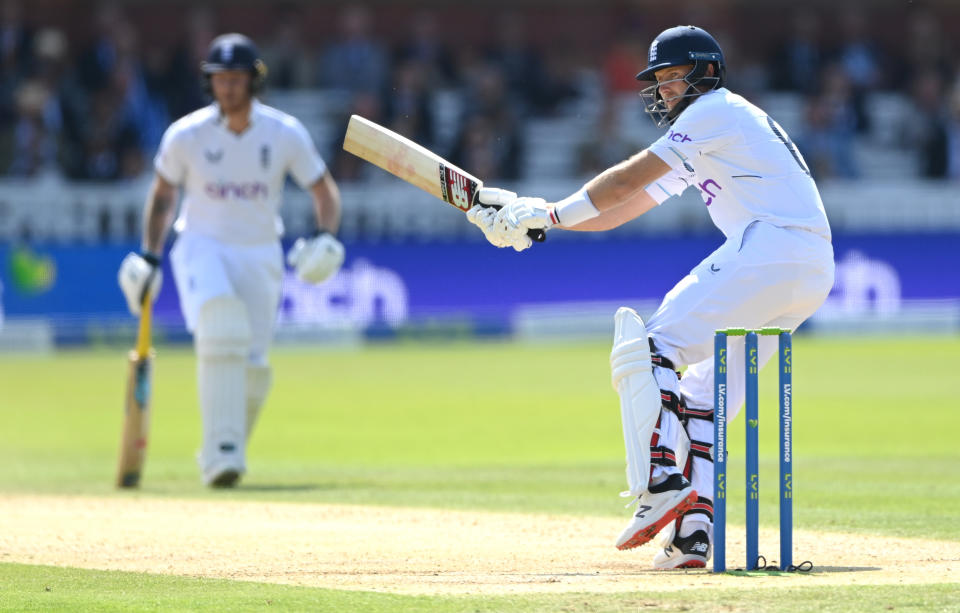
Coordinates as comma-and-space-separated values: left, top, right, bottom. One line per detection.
201, 33, 268, 94
635, 25, 726, 88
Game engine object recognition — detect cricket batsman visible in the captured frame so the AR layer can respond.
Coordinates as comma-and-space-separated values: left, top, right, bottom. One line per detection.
118, 33, 344, 487
469, 25, 835, 568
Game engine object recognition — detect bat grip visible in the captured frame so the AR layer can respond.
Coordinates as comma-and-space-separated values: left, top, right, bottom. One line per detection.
526, 228, 546, 242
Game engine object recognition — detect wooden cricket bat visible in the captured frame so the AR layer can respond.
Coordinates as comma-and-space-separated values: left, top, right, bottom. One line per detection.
116, 292, 154, 488
343, 114, 545, 242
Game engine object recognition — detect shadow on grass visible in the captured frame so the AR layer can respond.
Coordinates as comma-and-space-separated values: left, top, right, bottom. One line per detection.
723, 565, 881, 577
235, 483, 329, 492
810, 566, 882, 573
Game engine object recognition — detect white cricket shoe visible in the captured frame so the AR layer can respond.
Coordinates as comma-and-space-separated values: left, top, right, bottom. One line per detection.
198, 451, 244, 488
653, 527, 711, 569
615, 474, 697, 550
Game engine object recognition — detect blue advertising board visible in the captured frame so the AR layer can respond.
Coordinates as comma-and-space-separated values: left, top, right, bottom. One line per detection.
1, 233, 957, 341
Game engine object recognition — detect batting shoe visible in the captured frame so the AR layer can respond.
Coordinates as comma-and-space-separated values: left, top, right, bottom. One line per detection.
199, 452, 244, 488
653, 528, 711, 569
208, 468, 241, 488
615, 474, 697, 550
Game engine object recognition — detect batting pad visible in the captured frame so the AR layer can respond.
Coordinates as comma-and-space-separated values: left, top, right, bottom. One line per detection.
610, 307, 662, 497
195, 296, 251, 483
652, 364, 690, 475
245, 364, 272, 440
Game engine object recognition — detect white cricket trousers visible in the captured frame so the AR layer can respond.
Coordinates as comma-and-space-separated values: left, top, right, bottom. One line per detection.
647, 221, 834, 418
170, 232, 284, 364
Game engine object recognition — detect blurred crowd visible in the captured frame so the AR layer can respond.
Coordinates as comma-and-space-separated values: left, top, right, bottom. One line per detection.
767, 7, 960, 180
1, 1, 958, 183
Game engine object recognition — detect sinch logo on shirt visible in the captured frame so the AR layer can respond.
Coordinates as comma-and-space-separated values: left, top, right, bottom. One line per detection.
205, 181, 269, 200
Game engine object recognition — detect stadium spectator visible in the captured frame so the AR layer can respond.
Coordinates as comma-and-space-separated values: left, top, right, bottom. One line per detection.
576, 97, 639, 177
946, 82, 960, 180
902, 68, 950, 178
1, 80, 59, 175
161, 5, 213, 119
831, 9, 881, 134
76, 2, 124, 93
484, 11, 553, 115
0, 0, 31, 134
769, 9, 822, 94
260, 4, 315, 89
392, 10, 457, 88
70, 6, 165, 178
68, 85, 143, 180
0, 0, 33, 84
381, 58, 435, 147
318, 5, 387, 95
601, 27, 648, 96
0, 27, 71, 177
329, 91, 381, 181
109, 20, 167, 156
450, 63, 522, 181
797, 63, 860, 179
711, 29, 765, 100
899, 9, 953, 89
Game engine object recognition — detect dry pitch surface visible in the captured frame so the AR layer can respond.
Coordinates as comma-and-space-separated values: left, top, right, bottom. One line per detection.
2, 494, 957, 595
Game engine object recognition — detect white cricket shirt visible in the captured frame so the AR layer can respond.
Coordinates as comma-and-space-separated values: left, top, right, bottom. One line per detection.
645, 88, 831, 242
155, 100, 327, 244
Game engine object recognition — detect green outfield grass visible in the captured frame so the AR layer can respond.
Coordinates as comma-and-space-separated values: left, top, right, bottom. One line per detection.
1, 335, 959, 611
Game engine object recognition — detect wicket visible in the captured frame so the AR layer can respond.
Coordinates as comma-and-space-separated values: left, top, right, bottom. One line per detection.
713, 327, 793, 572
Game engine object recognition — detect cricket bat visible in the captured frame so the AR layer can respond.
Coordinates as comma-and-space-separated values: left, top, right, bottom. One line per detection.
342, 114, 546, 242
116, 291, 154, 488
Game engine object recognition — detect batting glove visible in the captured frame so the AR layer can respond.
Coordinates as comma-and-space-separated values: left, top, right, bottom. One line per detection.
467, 187, 520, 249
493, 197, 555, 252
287, 230, 345, 284
118, 251, 162, 316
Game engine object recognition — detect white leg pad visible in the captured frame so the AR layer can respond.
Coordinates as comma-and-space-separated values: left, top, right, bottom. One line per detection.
195, 296, 251, 484
245, 364, 272, 440
611, 307, 662, 497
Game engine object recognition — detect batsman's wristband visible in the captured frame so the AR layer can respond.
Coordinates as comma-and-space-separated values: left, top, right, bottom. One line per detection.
140, 251, 162, 267
551, 186, 600, 227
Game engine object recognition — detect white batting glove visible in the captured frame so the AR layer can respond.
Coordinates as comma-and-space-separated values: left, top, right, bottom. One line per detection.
467, 204, 511, 248
467, 187, 521, 249
286, 231, 345, 284
493, 197, 555, 252
118, 252, 162, 316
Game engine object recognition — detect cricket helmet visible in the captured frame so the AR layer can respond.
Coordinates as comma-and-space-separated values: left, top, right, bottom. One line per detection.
201, 33, 268, 94
635, 25, 726, 127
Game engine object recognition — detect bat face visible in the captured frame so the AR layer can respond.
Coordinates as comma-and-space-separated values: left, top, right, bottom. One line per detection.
117, 296, 154, 488
343, 114, 482, 210
343, 114, 545, 242
117, 350, 152, 488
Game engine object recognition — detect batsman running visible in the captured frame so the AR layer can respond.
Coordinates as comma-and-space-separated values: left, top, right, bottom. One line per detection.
469, 25, 835, 568
118, 33, 343, 488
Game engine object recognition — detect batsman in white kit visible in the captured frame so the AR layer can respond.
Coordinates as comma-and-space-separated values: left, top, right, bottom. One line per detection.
118, 34, 344, 487
469, 25, 835, 568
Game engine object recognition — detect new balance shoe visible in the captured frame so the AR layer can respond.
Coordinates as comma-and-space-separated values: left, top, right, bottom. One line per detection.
653, 528, 711, 569
615, 474, 697, 550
